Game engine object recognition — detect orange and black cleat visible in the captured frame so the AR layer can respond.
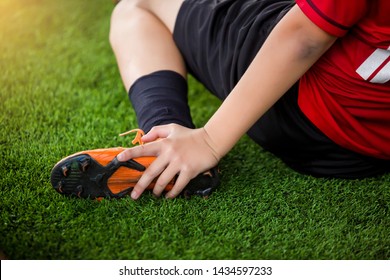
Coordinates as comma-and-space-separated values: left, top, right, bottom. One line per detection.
50, 129, 220, 199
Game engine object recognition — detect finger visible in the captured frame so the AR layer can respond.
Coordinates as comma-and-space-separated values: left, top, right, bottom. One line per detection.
165, 171, 193, 199
142, 124, 175, 142
152, 164, 179, 197
117, 142, 160, 162
130, 155, 168, 200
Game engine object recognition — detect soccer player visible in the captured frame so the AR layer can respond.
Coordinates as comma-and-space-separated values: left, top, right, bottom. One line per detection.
51, 0, 390, 200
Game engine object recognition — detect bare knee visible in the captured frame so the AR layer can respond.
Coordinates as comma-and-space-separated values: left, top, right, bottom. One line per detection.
109, 0, 146, 48
110, 0, 181, 45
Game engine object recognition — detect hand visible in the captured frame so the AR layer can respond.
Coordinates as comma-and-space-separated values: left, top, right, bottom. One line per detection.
117, 124, 221, 199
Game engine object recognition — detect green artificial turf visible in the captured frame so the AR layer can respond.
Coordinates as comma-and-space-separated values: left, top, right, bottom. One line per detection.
1, 0, 389, 260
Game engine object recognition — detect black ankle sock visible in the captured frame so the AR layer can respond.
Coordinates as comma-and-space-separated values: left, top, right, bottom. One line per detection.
128, 70, 195, 133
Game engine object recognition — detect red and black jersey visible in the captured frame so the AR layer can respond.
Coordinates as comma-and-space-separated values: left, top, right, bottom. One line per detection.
296, 0, 390, 159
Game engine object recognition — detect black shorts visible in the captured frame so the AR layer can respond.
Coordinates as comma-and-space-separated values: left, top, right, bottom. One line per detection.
173, 0, 390, 178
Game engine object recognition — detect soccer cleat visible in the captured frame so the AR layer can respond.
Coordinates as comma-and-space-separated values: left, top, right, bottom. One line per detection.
50, 130, 220, 199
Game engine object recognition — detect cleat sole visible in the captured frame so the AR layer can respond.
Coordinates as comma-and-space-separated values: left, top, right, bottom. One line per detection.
50, 148, 220, 199
50, 153, 146, 199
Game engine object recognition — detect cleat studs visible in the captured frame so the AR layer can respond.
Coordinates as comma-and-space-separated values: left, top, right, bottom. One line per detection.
79, 157, 90, 172
61, 165, 70, 177
91, 174, 103, 186
55, 181, 64, 193
76, 185, 83, 197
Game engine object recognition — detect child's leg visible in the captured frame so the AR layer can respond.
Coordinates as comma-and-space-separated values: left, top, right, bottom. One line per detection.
109, 0, 194, 132
50, 0, 219, 200
110, 0, 185, 90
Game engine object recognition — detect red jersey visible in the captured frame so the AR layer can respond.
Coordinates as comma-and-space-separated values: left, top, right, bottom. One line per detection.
296, 0, 390, 159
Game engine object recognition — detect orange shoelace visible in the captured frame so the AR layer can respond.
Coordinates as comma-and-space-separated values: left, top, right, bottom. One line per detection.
119, 128, 145, 146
